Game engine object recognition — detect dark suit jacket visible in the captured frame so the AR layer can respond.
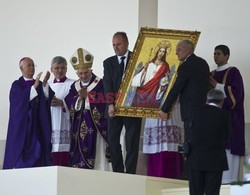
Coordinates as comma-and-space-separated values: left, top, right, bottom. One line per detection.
187, 104, 231, 171
103, 51, 132, 118
161, 54, 210, 121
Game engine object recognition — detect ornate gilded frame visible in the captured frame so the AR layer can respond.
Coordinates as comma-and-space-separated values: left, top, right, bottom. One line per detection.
115, 27, 200, 118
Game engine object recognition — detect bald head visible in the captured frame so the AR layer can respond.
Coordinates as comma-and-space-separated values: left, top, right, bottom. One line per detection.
19, 57, 35, 78
19, 57, 33, 66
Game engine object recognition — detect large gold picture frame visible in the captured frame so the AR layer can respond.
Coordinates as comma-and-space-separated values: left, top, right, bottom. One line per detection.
115, 27, 200, 118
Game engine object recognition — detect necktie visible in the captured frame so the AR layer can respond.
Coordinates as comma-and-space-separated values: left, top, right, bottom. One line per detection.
120, 56, 126, 75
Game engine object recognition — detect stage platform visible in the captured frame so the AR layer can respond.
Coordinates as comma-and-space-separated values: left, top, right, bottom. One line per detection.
0, 140, 239, 195
0, 166, 189, 195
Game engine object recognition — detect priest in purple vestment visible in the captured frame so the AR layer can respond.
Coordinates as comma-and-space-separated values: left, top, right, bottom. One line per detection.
210, 45, 245, 183
65, 48, 110, 170
3, 57, 54, 169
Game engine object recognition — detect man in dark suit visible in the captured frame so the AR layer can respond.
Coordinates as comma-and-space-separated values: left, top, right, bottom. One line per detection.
160, 40, 210, 136
103, 32, 142, 174
187, 89, 231, 195
159, 39, 210, 179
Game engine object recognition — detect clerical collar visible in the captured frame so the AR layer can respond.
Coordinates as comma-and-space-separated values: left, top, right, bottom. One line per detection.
23, 76, 34, 81
216, 64, 230, 72
117, 50, 129, 64
80, 76, 92, 87
208, 103, 219, 107
53, 76, 67, 83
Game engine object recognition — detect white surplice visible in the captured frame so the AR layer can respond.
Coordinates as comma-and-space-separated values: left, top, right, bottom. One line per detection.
49, 78, 75, 152
143, 102, 183, 154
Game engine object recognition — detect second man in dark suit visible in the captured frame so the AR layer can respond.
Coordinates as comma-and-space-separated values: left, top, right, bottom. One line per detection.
103, 32, 142, 174
187, 89, 231, 195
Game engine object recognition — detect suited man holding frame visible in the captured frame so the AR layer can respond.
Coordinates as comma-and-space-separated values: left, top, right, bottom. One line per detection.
159, 40, 210, 138
187, 89, 231, 195
159, 40, 210, 178
103, 32, 142, 174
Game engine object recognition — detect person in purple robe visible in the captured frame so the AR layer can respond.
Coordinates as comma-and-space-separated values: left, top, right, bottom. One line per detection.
3, 57, 54, 169
65, 48, 110, 170
210, 44, 245, 183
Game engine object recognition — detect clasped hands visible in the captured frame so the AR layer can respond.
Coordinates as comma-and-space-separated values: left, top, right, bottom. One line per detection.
108, 105, 116, 118
51, 97, 63, 107
78, 87, 87, 100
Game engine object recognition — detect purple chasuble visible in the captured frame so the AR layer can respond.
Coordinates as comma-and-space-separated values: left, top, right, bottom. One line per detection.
3, 77, 54, 169
211, 67, 245, 156
65, 74, 108, 169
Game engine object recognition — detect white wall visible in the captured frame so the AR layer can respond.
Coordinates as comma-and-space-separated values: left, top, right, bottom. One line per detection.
0, 0, 139, 139
139, 0, 157, 29
1, 0, 249, 140
158, 0, 250, 122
